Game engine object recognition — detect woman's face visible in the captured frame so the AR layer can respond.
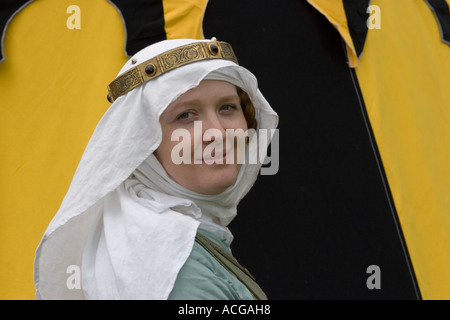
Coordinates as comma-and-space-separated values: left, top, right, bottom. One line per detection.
154, 80, 249, 195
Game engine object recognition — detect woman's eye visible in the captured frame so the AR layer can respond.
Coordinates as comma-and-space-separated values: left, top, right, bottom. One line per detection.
177, 112, 193, 120
220, 105, 235, 112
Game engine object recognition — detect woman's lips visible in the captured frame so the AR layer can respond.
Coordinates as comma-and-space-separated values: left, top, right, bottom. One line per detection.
193, 143, 238, 164
202, 152, 227, 164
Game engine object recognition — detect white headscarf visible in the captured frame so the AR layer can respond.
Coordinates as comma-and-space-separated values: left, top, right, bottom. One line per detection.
34, 38, 278, 300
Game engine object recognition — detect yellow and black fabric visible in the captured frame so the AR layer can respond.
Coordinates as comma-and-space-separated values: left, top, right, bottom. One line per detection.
356, 0, 450, 300
1, 0, 450, 300
108, 0, 166, 55
307, 0, 450, 299
306, 0, 370, 67
426, 0, 450, 44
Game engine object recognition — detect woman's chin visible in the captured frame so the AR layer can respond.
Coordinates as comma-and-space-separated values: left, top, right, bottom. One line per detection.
190, 165, 240, 195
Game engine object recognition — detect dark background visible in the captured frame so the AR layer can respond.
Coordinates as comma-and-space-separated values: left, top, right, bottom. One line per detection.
203, 0, 420, 300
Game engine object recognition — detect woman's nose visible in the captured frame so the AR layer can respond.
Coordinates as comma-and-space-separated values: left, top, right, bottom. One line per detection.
202, 114, 226, 143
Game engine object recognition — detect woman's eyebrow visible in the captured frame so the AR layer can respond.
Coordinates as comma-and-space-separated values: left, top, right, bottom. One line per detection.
170, 98, 202, 110
217, 94, 240, 103
171, 94, 239, 109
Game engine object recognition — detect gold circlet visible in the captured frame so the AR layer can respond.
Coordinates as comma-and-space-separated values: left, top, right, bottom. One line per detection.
107, 40, 239, 103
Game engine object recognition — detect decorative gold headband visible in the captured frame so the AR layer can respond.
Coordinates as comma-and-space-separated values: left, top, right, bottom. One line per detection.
107, 40, 239, 103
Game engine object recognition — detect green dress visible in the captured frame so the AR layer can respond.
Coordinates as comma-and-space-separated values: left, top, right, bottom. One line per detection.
168, 229, 256, 300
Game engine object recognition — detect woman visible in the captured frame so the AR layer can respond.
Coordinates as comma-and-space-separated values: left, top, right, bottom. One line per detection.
34, 38, 278, 300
